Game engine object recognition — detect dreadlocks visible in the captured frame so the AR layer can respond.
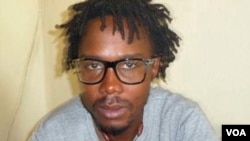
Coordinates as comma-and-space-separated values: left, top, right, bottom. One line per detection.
58, 0, 180, 80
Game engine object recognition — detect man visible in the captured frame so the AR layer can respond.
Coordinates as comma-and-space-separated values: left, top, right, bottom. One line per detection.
30, 0, 219, 141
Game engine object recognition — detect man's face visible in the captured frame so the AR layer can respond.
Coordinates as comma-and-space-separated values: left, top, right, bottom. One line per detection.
78, 16, 159, 134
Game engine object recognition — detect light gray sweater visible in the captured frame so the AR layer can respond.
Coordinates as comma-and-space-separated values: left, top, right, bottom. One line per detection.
30, 87, 219, 141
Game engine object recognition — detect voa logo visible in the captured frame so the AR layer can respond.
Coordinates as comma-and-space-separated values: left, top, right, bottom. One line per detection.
226, 129, 246, 136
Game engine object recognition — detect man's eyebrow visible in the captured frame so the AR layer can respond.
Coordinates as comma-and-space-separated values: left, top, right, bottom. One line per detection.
78, 54, 100, 59
118, 54, 146, 59
78, 53, 147, 60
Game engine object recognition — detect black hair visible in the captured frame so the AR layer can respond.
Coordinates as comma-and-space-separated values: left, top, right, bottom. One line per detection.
58, 0, 180, 80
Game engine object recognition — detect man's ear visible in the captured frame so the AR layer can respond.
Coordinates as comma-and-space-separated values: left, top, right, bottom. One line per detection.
151, 57, 160, 80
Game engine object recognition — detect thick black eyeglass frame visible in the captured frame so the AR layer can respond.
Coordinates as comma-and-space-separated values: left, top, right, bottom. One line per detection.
72, 57, 155, 85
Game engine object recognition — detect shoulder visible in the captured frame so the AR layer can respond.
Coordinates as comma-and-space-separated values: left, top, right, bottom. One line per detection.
30, 96, 93, 141
142, 87, 219, 141
147, 87, 198, 112
146, 87, 211, 126
41, 96, 87, 125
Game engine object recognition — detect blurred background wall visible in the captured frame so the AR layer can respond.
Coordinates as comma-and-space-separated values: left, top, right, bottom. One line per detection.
1, 0, 250, 140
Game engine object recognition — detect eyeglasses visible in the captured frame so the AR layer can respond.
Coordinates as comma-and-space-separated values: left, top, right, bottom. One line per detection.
72, 57, 155, 85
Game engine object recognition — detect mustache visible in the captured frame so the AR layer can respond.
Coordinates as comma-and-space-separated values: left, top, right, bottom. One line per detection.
93, 96, 133, 108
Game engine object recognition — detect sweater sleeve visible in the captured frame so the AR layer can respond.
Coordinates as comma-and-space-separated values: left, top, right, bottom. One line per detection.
28, 118, 66, 141
178, 106, 219, 141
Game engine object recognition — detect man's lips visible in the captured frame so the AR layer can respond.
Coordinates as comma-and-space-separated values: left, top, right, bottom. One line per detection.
97, 105, 128, 120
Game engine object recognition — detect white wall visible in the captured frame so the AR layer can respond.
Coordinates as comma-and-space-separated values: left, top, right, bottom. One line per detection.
1, 0, 250, 140
0, 0, 46, 140
164, 0, 250, 135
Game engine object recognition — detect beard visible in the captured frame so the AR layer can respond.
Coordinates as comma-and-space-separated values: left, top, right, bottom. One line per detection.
81, 94, 146, 137
91, 96, 134, 136
94, 119, 131, 136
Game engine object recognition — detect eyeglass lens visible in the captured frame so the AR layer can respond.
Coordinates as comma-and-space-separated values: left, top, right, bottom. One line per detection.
76, 59, 149, 84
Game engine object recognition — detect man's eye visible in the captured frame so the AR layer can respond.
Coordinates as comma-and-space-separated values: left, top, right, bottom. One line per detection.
85, 62, 103, 70
121, 61, 137, 69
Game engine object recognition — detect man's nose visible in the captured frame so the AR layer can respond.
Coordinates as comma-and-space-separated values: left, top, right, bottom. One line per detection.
99, 68, 123, 95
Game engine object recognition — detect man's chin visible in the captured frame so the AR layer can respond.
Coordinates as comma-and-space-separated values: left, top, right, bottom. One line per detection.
98, 124, 130, 136
96, 119, 130, 136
